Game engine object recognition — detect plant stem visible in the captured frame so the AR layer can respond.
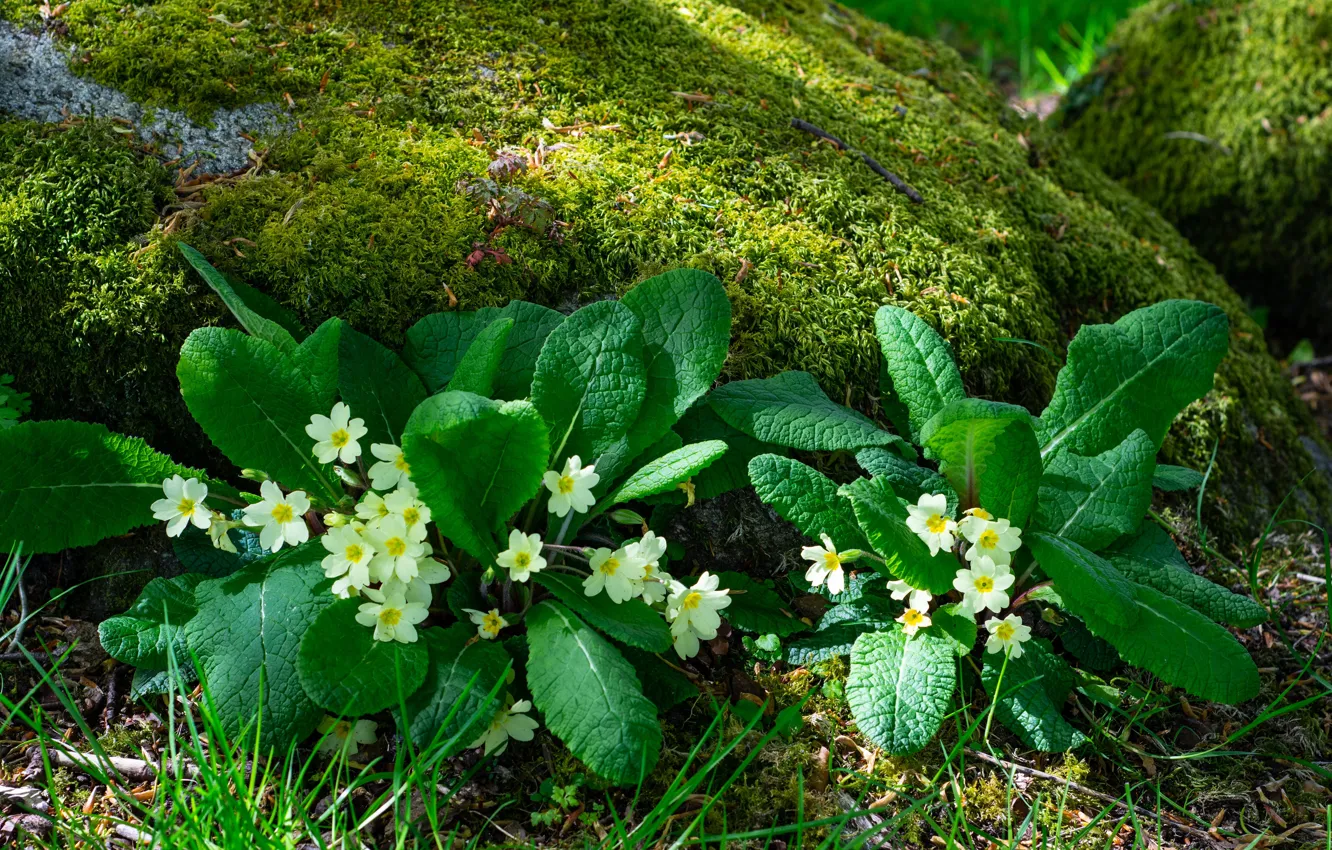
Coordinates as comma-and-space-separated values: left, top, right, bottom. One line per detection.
984, 651, 1010, 743
1009, 581, 1052, 610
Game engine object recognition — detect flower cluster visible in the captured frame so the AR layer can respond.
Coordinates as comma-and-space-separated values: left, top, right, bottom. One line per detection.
802, 497, 1033, 658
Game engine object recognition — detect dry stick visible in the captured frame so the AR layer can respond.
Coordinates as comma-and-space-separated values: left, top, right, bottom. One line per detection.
47, 748, 200, 783
963, 749, 1221, 845
790, 118, 924, 204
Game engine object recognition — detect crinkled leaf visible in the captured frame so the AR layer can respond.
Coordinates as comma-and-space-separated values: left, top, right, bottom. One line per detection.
337, 321, 428, 447
1028, 532, 1138, 628
930, 604, 978, 657
297, 598, 430, 716
183, 543, 335, 749
855, 447, 957, 516
847, 627, 956, 755
179, 244, 299, 354
0, 421, 214, 554
404, 393, 549, 565
677, 404, 785, 499
294, 318, 342, 410
1153, 464, 1206, 492
874, 305, 966, 441
747, 454, 869, 552
130, 665, 197, 700
98, 575, 206, 668
1038, 301, 1229, 458
178, 327, 336, 500
171, 525, 261, 578
533, 571, 671, 652
618, 645, 697, 709
785, 594, 900, 665
710, 371, 912, 455
788, 570, 884, 604
1053, 616, 1119, 671
400, 622, 509, 750
982, 638, 1087, 751
841, 475, 957, 594
531, 300, 646, 466
403, 303, 564, 399
446, 318, 513, 397
1035, 429, 1155, 550
589, 441, 727, 520
526, 602, 661, 784
919, 399, 1042, 527
715, 571, 807, 637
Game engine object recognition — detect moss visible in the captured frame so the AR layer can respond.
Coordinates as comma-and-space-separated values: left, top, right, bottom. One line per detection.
5, 0, 1329, 544
1061, 0, 1332, 350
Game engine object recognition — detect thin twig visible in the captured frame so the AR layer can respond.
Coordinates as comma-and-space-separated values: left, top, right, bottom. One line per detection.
790, 118, 924, 204
45, 748, 199, 782
5, 567, 30, 654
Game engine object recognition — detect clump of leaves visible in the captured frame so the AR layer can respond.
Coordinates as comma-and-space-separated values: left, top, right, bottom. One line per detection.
0, 374, 30, 429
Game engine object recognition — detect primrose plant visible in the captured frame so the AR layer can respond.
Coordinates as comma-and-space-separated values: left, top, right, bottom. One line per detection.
0, 246, 766, 785
699, 301, 1265, 754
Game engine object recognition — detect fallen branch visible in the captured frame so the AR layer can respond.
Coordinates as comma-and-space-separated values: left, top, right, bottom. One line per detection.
44, 748, 199, 783
790, 118, 924, 204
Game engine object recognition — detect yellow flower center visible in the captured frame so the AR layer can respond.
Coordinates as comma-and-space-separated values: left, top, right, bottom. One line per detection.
682, 591, 703, 610
978, 529, 999, 549
482, 612, 504, 634
345, 544, 365, 563
514, 551, 531, 568
974, 575, 994, 593
385, 537, 407, 557
271, 503, 295, 524
822, 551, 842, 571
376, 502, 390, 519
557, 475, 576, 494
394, 454, 411, 473
378, 606, 403, 626
902, 608, 924, 626
599, 557, 619, 576
334, 721, 351, 738
643, 563, 655, 577
176, 497, 196, 516
970, 508, 993, 520
926, 514, 949, 533
330, 428, 350, 448
995, 622, 1015, 641
403, 507, 420, 526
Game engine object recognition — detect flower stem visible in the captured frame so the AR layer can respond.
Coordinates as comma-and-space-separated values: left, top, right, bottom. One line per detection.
1009, 581, 1052, 610
984, 651, 1010, 743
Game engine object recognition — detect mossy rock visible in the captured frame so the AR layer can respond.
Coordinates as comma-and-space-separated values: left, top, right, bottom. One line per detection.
1060, 0, 1332, 349
2, 0, 1327, 547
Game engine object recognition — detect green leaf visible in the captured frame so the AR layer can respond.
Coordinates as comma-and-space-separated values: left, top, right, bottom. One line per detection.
526, 601, 661, 784
1034, 429, 1155, 550
874, 305, 966, 441
788, 570, 884, 604
855, 447, 958, 516
227, 278, 305, 340
179, 244, 299, 354
178, 327, 336, 500
747, 454, 869, 553
403, 303, 565, 399
0, 421, 213, 554
336, 322, 428, 447
403, 393, 549, 565
1053, 616, 1119, 671
1105, 525, 1266, 628
847, 627, 956, 755
619, 646, 697, 709
1153, 464, 1205, 492
446, 319, 513, 397
674, 404, 783, 499
1038, 301, 1229, 458
597, 269, 732, 482
1027, 533, 1138, 628
919, 399, 1042, 526
400, 622, 510, 750
930, 604, 978, 657
532, 571, 671, 652
982, 638, 1087, 752
1079, 583, 1260, 704
785, 595, 900, 665
130, 665, 198, 700
183, 542, 336, 748
841, 476, 957, 595
715, 572, 807, 637
98, 575, 206, 668
294, 318, 342, 410
710, 372, 912, 455
531, 300, 647, 465
297, 598, 430, 716
589, 441, 727, 520
171, 525, 260, 578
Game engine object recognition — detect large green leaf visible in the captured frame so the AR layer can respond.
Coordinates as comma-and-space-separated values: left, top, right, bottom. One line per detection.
784, 595, 901, 665
619, 645, 697, 709
402, 302, 565, 399
710, 371, 912, 455
715, 571, 807, 637
1079, 583, 1260, 704
179, 244, 299, 355
526, 601, 661, 784
178, 327, 337, 500
1028, 533, 1137, 628
1105, 525, 1266, 628
183, 543, 336, 748
446, 319, 513, 397
98, 575, 206, 669
919, 399, 1042, 527
533, 571, 672, 652
847, 627, 956, 755
595, 270, 730, 483
982, 638, 1087, 752
336, 322, 428, 447
294, 318, 342, 410
531, 300, 647, 465
403, 392, 549, 565
674, 404, 783, 499
297, 598, 430, 716
0, 421, 213, 554
399, 622, 510, 750
874, 305, 966, 441
1038, 301, 1229, 458
1153, 464, 1205, 492
171, 524, 262, 578
855, 447, 958, 517
841, 475, 958, 594
1035, 429, 1155, 551
589, 441, 727, 519
747, 455, 869, 553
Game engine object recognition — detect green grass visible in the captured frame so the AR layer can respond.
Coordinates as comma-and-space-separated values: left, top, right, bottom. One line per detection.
842, 0, 1145, 95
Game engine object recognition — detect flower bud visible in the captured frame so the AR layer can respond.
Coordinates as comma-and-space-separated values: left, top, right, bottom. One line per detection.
323, 511, 349, 528
609, 509, 646, 526
335, 465, 365, 488
839, 548, 865, 562
240, 468, 270, 482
